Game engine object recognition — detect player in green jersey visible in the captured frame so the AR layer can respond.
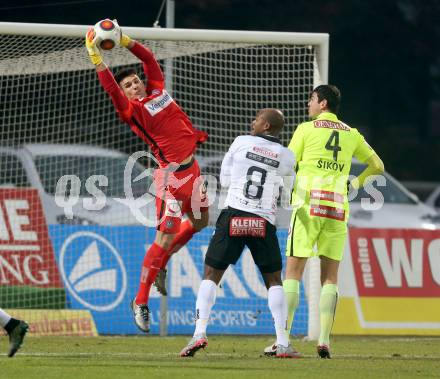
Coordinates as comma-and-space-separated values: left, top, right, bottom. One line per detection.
264, 85, 384, 358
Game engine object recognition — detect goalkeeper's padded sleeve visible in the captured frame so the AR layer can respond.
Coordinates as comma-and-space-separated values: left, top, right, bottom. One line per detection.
129, 42, 165, 93
97, 68, 133, 121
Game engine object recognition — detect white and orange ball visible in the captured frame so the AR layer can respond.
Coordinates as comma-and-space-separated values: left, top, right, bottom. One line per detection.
94, 19, 120, 50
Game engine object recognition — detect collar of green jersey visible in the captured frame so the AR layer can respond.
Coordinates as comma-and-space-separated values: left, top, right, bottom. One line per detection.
313, 111, 338, 121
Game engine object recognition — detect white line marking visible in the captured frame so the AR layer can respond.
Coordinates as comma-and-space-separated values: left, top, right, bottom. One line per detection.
6, 352, 439, 360
0, 244, 40, 251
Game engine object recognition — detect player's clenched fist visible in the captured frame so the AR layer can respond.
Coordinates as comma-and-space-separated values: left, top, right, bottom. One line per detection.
85, 27, 103, 66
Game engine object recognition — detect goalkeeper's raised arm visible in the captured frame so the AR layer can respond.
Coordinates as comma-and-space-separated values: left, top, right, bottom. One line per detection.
84, 23, 208, 165
84, 27, 165, 116
119, 33, 165, 93
84, 20, 209, 335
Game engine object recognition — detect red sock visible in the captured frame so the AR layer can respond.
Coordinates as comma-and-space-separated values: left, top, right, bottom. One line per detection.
136, 243, 167, 305
159, 220, 197, 269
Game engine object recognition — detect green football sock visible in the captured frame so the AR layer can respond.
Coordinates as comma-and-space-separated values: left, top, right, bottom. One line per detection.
319, 283, 338, 346
283, 279, 300, 336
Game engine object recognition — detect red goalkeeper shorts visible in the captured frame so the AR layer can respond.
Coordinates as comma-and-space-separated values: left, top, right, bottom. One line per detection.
153, 158, 209, 234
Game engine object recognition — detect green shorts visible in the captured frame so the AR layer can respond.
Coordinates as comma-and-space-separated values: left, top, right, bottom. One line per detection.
285, 206, 347, 261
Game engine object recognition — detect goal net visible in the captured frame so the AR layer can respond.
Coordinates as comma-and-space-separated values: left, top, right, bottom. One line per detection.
0, 22, 328, 339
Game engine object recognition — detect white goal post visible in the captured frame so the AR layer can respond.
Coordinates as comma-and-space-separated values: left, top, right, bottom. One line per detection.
0, 22, 328, 82
0, 22, 328, 340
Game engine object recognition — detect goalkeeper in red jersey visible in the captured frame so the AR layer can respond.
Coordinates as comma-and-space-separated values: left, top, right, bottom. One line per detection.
85, 23, 209, 333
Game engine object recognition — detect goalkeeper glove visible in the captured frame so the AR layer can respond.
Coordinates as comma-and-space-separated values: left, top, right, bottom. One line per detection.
120, 33, 132, 48
112, 19, 132, 48
85, 28, 103, 66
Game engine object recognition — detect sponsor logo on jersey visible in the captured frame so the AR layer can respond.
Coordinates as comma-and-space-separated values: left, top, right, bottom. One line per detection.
310, 189, 344, 204
310, 204, 345, 221
164, 199, 182, 217
144, 90, 173, 116
252, 146, 279, 159
246, 152, 280, 168
314, 120, 350, 131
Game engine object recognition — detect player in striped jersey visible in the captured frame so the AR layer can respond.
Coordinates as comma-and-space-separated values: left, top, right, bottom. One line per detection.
265, 85, 384, 358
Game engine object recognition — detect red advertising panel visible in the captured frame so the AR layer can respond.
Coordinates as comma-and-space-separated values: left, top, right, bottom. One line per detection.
0, 188, 62, 288
349, 228, 440, 297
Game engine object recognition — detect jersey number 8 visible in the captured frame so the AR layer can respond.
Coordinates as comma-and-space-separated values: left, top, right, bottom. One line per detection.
243, 166, 267, 200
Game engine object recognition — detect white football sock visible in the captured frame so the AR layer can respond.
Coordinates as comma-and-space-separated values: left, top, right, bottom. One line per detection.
0, 308, 12, 328
194, 279, 217, 337
268, 285, 289, 347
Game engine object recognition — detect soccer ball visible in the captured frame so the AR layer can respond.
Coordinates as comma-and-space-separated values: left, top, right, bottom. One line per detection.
94, 19, 120, 50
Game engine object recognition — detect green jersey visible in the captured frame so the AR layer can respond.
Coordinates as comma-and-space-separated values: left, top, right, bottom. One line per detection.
288, 112, 374, 221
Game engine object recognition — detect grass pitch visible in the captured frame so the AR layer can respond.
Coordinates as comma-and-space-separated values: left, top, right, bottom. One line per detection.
1, 335, 439, 379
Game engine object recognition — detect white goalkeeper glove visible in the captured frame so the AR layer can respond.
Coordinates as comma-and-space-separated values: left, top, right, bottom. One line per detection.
85, 27, 103, 66
112, 19, 132, 48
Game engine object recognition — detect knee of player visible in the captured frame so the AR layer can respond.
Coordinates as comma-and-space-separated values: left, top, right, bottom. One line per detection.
203, 264, 224, 284
285, 256, 307, 280
196, 216, 209, 230
154, 232, 175, 250
262, 272, 282, 289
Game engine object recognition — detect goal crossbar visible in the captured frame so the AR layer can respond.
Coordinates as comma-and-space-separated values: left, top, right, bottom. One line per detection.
0, 22, 329, 83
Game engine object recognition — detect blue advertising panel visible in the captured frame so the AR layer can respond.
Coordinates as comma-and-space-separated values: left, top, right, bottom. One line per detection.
49, 226, 308, 335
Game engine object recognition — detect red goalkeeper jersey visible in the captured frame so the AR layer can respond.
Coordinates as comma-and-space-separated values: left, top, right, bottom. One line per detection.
97, 42, 207, 167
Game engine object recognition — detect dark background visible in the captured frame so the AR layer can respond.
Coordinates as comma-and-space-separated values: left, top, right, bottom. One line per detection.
1, 0, 439, 183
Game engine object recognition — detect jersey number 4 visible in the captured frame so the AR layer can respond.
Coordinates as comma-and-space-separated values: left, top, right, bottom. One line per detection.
325, 130, 342, 161
243, 166, 267, 200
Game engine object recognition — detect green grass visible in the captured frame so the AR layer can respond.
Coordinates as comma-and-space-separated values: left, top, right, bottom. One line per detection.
1, 335, 439, 379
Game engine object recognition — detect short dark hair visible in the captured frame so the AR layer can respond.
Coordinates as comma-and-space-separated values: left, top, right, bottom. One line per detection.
114, 68, 137, 85
313, 85, 341, 114
259, 108, 285, 136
